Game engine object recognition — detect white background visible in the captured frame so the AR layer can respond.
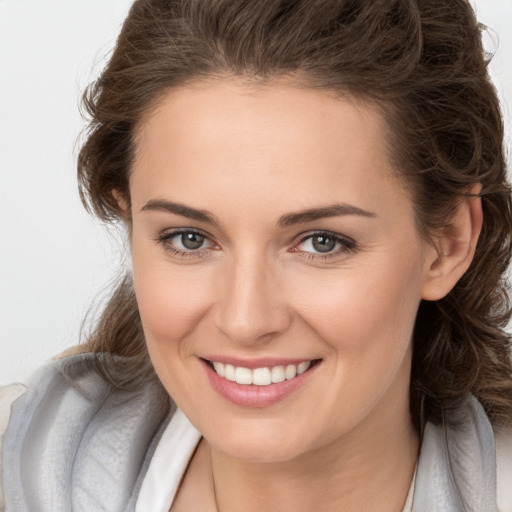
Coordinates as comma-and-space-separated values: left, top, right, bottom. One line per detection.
1, 0, 511, 384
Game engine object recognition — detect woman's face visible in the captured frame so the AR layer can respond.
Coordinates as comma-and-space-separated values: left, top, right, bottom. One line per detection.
129, 80, 438, 463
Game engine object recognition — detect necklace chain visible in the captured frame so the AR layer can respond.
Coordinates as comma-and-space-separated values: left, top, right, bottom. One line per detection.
208, 443, 220, 512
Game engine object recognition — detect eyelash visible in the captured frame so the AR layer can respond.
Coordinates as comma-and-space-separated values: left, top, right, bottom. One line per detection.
156, 228, 215, 258
155, 229, 357, 260
292, 232, 357, 260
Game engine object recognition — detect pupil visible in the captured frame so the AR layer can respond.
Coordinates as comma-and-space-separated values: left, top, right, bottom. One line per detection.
182, 232, 204, 250
312, 235, 335, 253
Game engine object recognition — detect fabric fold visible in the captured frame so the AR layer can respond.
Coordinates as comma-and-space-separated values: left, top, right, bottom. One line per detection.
2, 354, 171, 512
413, 396, 498, 512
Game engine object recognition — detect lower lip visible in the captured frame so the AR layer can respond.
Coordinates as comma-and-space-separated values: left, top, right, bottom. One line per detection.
201, 359, 319, 408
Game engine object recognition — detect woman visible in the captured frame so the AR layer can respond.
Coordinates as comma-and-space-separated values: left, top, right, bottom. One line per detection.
2, 0, 512, 510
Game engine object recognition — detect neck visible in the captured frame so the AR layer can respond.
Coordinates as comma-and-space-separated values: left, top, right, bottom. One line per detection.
208, 405, 418, 512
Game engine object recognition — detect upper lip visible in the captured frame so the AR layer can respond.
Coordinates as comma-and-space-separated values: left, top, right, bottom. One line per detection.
201, 355, 320, 369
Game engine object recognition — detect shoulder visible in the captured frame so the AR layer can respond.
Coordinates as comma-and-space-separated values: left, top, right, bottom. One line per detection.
3, 351, 170, 424
1, 352, 174, 512
415, 395, 512, 511
0, 383, 27, 437
496, 426, 512, 512
0, 383, 27, 512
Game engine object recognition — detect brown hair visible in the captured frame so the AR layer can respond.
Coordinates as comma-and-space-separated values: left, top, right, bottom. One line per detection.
78, 0, 512, 428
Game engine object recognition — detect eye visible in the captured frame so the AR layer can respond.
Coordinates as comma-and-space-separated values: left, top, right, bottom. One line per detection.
292, 231, 356, 258
302, 234, 338, 253
157, 229, 215, 257
175, 231, 207, 250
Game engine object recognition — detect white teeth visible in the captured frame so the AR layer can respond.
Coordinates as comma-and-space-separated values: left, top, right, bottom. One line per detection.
253, 367, 272, 386
285, 364, 297, 380
225, 364, 236, 381
210, 360, 314, 386
235, 366, 253, 385
212, 361, 225, 377
297, 361, 311, 375
271, 365, 286, 383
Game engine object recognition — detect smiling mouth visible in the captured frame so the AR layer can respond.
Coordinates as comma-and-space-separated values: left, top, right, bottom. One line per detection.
204, 359, 321, 386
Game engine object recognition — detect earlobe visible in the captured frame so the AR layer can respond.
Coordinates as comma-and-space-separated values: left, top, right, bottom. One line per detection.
421, 186, 483, 301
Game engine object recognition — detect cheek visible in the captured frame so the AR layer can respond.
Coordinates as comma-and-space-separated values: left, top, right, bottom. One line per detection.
130, 243, 214, 406
131, 241, 213, 350
285, 257, 424, 437
291, 253, 425, 357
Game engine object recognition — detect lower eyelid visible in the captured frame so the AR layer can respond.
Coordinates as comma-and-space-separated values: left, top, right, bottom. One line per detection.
166, 246, 209, 257
302, 245, 354, 258
159, 241, 212, 259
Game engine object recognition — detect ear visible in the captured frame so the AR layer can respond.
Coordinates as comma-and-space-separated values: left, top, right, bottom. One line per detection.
112, 189, 131, 222
421, 186, 483, 301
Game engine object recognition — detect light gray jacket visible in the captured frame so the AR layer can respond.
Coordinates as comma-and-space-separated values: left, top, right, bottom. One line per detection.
1, 353, 512, 511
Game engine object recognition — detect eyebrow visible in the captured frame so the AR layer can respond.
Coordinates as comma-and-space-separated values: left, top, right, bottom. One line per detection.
141, 199, 376, 226
141, 199, 218, 224
278, 204, 376, 227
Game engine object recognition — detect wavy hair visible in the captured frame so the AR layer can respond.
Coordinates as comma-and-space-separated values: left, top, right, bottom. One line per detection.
77, 0, 512, 428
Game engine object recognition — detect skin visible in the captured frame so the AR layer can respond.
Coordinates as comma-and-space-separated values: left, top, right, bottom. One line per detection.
126, 79, 482, 512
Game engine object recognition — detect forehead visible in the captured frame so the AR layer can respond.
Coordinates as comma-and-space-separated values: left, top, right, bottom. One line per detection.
136, 79, 389, 159
130, 79, 406, 221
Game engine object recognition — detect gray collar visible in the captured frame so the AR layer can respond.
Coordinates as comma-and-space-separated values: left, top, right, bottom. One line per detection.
413, 395, 498, 511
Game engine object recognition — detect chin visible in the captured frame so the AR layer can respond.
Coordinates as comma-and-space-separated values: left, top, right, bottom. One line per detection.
214, 438, 304, 464
203, 417, 319, 464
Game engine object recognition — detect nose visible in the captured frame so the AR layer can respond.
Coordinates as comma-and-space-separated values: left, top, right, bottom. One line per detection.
213, 252, 291, 345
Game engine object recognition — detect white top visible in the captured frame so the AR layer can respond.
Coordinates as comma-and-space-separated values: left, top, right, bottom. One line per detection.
135, 408, 415, 512
136, 409, 202, 512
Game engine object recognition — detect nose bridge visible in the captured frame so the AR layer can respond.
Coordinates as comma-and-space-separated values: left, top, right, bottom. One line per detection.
214, 248, 289, 344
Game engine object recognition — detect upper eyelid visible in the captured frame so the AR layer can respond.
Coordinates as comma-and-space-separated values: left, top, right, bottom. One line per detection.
160, 226, 207, 234
158, 227, 211, 241
295, 230, 355, 245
